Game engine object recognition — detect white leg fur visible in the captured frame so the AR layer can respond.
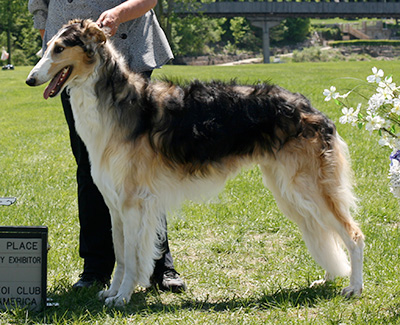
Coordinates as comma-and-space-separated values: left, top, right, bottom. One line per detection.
310, 271, 335, 288
103, 207, 141, 307
260, 145, 363, 297
101, 198, 164, 307
98, 209, 124, 301
261, 165, 351, 275
334, 224, 364, 297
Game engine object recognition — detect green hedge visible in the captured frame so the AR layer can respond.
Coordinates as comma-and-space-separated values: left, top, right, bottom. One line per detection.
330, 39, 400, 47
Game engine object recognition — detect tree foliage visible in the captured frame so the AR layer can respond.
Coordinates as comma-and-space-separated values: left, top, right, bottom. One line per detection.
0, 0, 41, 65
283, 18, 311, 43
270, 18, 311, 45
170, 15, 226, 56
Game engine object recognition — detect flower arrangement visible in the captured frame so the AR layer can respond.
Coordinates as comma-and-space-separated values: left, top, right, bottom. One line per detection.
323, 67, 400, 198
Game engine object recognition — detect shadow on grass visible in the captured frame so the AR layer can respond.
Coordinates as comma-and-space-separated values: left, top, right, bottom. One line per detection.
178, 283, 341, 312
8, 282, 346, 323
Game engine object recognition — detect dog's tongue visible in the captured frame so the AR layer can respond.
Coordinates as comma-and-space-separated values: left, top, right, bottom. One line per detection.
43, 70, 63, 100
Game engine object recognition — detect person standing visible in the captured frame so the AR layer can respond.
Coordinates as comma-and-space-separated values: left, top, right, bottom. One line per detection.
28, 0, 186, 292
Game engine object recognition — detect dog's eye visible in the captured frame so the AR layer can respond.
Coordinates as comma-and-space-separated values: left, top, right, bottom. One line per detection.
54, 46, 65, 54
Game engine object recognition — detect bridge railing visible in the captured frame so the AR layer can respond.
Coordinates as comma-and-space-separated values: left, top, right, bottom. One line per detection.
176, 0, 400, 19
174, 0, 400, 62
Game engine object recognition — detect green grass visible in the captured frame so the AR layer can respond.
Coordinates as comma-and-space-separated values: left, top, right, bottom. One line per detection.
1, 61, 400, 323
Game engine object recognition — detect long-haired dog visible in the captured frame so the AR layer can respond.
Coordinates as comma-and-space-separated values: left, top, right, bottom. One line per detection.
26, 20, 364, 306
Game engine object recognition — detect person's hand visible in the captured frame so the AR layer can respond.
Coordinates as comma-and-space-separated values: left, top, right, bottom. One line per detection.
96, 8, 122, 37
97, 0, 157, 37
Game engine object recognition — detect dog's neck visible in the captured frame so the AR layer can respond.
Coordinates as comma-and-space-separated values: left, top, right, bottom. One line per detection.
68, 70, 106, 151
67, 41, 148, 169
96, 42, 146, 98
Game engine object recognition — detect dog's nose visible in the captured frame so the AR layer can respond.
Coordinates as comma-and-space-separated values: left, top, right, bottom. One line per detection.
26, 76, 37, 86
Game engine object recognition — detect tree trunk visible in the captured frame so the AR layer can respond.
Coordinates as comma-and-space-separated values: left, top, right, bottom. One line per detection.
6, 0, 12, 64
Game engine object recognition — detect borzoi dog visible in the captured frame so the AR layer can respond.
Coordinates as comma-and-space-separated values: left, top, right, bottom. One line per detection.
26, 19, 364, 306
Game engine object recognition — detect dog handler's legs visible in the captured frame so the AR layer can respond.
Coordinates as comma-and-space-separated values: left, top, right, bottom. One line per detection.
151, 218, 186, 292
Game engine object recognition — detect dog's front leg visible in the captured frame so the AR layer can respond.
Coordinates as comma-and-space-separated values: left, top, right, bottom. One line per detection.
99, 210, 124, 301
103, 205, 142, 307
104, 200, 162, 307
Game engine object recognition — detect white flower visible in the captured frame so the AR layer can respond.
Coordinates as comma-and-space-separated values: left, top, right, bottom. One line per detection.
392, 98, 400, 115
379, 133, 393, 147
377, 84, 394, 101
323, 86, 339, 101
365, 113, 385, 133
384, 119, 393, 130
367, 93, 385, 115
339, 105, 360, 125
379, 76, 397, 91
367, 67, 384, 83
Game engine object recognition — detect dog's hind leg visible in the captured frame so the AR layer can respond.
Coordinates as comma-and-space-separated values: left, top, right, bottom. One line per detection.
260, 137, 363, 296
261, 166, 351, 275
317, 136, 364, 297
298, 215, 364, 298
328, 219, 364, 298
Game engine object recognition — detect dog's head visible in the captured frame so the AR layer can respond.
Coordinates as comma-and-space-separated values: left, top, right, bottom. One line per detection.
26, 19, 107, 99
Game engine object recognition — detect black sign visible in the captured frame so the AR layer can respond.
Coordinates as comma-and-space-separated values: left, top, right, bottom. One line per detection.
0, 226, 47, 310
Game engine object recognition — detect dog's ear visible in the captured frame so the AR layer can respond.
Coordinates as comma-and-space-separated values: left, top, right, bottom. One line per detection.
81, 19, 107, 45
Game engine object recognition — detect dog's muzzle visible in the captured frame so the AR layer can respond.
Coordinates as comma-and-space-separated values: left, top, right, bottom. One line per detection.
26, 76, 37, 87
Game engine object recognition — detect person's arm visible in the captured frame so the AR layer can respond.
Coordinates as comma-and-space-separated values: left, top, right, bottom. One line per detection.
28, 0, 49, 31
96, 0, 157, 36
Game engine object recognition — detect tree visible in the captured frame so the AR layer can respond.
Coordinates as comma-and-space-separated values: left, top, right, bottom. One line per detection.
270, 18, 311, 46
228, 17, 261, 52
0, 0, 41, 65
170, 15, 225, 56
283, 18, 311, 43
0, 0, 27, 64
156, 0, 226, 57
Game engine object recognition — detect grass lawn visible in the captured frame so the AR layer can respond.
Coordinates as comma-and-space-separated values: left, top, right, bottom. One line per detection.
1, 61, 400, 323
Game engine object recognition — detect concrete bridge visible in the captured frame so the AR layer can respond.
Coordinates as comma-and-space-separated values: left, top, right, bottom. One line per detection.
174, 0, 400, 63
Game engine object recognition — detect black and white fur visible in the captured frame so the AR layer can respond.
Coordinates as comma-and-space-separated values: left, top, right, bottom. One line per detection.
26, 20, 364, 307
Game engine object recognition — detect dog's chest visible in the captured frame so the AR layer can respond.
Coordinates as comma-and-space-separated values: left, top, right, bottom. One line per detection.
68, 86, 121, 205
69, 87, 110, 166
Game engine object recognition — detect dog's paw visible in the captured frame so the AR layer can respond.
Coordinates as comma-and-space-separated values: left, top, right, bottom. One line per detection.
341, 285, 363, 298
310, 279, 327, 288
98, 288, 117, 301
310, 272, 335, 288
97, 290, 107, 300
105, 295, 130, 307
